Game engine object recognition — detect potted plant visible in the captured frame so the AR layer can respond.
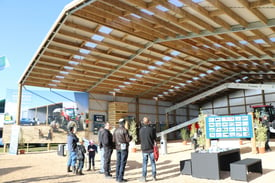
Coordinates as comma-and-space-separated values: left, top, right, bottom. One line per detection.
180, 127, 190, 145
128, 118, 137, 152
254, 112, 267, 153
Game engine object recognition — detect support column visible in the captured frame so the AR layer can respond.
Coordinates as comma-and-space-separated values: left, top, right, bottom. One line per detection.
135, 97, 139, 124
16, 84, 23, 125
160, 133, 167, 155
155, 99, 159, 132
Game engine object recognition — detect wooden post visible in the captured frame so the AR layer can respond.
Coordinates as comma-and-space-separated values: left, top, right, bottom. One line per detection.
47, 143, 50, 151
16, 84, 23, 125
250, 112, 257, 154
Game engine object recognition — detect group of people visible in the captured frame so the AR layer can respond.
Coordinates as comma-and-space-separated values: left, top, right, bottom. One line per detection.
66, 117, 157, 182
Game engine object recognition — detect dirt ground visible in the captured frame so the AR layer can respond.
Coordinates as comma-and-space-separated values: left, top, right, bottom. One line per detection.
1, 140, 275, 183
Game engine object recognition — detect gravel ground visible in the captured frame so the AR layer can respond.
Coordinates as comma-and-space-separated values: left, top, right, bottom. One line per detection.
0, 140, 275, 183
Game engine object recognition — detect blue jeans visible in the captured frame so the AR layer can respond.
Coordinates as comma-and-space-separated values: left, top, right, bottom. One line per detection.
116, 149, 129, 181
67, 151, 77, 167
77, 159, 84, 170
142, 152, 156, 178
99, 147, 105, 172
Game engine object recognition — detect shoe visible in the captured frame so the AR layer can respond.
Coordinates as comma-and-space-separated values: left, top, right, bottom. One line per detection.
105, 175, 113, 179
87, 168, 91, 171
153, 177, 157, 181
139, 177, 146, 182
117, 179, 127, 182
67, 166, 72, 173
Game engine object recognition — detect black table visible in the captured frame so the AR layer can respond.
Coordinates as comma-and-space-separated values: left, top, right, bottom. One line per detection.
191, 148, 240, 180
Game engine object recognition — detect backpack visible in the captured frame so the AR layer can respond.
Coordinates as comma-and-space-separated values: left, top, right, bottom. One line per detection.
76, 145, 84, 160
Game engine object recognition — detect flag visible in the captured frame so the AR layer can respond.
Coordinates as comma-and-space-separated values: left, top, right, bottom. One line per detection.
0, 56, 10, 71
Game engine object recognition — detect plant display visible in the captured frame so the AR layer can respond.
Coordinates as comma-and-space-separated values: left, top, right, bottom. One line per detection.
254, 112, 267, 148
180, 127, 190, 141
197, 110, 206, 149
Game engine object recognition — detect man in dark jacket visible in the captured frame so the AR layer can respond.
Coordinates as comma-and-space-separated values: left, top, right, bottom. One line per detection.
67, 126, 79, 173
113, 118, 132, 182
101, 122, 114, 178
139, 117, 157, 182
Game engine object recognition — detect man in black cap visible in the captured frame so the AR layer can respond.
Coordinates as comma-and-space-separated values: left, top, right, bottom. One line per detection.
113, 118, 132, 182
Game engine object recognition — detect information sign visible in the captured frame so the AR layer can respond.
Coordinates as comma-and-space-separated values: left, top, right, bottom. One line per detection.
206, 114, 253, 139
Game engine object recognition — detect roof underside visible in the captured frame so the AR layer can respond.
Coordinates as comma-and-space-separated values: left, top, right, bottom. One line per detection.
20, 0, 275, 104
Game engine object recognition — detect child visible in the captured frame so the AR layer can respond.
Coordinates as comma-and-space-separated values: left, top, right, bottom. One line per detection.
76, 138, 86, 175
87, 139, 98, 171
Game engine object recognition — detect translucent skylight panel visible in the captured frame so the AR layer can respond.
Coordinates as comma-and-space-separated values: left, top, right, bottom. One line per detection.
56, 75, 65, 79
163, 91, 169, 95
69, 61, 79, 65
155, 61, 164, 66
163, 56, 172, 61
64, 66, 74, 70
129, 78, 137, 81
158, 94, 163, 97
270, 37, 275, 42
118, 85, 125, 88
73, 55, 84, 60
141, 70, 150, 74
123, 82, 131, 85
239, 40, 248, 45
148, 66, 156, 70
99, 26, 113, 34
174, 86, 180, 89
169, 0, 184, 7
214, 66, 221, 70
193, 77, 199, 80
254, 39, 265, 44
48, 83, 57, 87
114, 88, 121, 92
226, 42, 235, 46
199, 73, 206, 77
135, 74, 143, 78
131, 13, 141, 19
85, 42, 97, 48
156, 5, 169, 12
92, 34, 104, 42
119, 16, 130, 21
207, 70, 213, 74
168, 89, 174, 92
79, 49, 90, 54
141, 9, 154, 15
203, 45, 210, 48
242, 76, 248, 80
192, 0, 204, 3
187, 80, 193, 83
60, 71, 69, 75
214, 43, 221, 47
235, 79, 241, 83
170, 50, 180, 56
52, 80, 61, 83
179, 83, 186, 86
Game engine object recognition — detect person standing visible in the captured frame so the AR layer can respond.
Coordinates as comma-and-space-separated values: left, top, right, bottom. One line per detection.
76, 138, 86, 175
113, 119, 132, 182
101, 122, 114, 179
139, 117, 157, 182
87, 140, 98, 171
67, 126, 79, 173
98, 126, 105, 174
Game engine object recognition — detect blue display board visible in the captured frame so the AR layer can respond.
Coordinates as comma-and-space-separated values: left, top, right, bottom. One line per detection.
206, 114, 253, 139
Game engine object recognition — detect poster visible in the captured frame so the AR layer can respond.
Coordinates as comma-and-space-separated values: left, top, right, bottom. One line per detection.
206, 114, 253, 139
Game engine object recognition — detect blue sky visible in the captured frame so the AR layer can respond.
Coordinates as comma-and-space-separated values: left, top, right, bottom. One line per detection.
0, 0, 73, 99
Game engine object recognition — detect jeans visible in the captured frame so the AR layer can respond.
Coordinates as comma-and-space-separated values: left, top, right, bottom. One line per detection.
104, 147, 113, 176
142, 152, 156, 178
99, 147, 105, 172
116, 149, 129, 181
67, 151, 77, 167
77, 159, 84, 170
